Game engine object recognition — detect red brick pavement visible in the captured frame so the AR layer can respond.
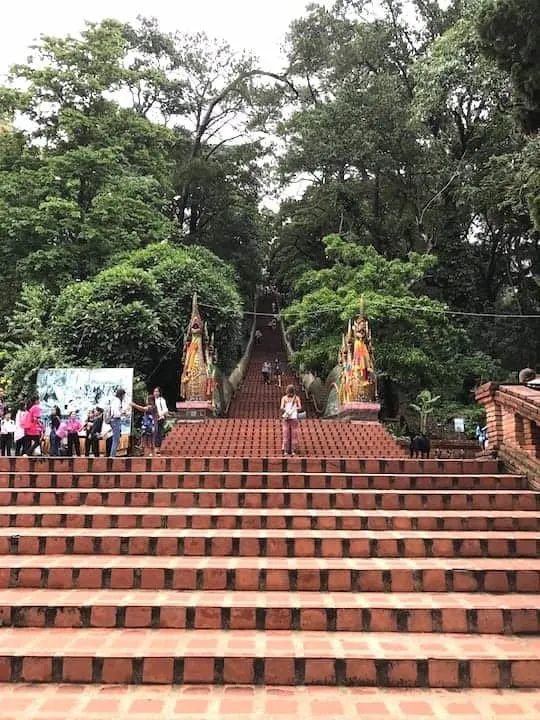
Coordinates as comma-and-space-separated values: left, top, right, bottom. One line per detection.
0, 684, 538, 718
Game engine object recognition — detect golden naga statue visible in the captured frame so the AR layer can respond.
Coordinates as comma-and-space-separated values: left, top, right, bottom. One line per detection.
180, 293, 209, 401
338, 298, 377, 404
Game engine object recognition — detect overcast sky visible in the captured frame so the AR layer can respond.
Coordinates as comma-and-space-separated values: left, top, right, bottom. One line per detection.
0, 0, 332, 75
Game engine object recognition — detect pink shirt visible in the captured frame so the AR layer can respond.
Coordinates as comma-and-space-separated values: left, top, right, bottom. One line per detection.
26, 404, 42, 437
66, 418, 83, 434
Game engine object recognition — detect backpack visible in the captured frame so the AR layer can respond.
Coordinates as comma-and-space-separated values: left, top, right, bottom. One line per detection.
141, 414, 154, 436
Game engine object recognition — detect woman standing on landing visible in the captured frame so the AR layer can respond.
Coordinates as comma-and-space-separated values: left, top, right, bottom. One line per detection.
280, 384, 302, 456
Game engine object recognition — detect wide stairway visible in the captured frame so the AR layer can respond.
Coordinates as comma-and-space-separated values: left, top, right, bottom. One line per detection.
0, 303, 539, 717
0, 452, 538, 717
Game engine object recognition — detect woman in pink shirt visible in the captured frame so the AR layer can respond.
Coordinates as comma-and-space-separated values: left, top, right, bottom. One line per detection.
65, 412, 83, 456
23, 397, 42, 456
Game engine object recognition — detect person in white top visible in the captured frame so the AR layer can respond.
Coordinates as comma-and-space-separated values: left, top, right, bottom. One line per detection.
109, 388, 128, 457
280, 384, 302, 456
14, 403, 26, 456
0, 412, 15, 456
152, 387, 168, 456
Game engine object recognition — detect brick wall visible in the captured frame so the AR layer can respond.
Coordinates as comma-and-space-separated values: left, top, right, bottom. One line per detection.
475, 382, 540, 485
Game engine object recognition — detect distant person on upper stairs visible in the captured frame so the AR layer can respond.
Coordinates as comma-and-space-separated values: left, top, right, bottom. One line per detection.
280, 384, 303, 456
274, 359, 283, 388
255, 329, 263, 345
48, 406, 62, 457
272, 301, 277, 314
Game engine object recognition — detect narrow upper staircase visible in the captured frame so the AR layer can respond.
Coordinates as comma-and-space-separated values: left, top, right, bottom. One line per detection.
163, 295, 405, 458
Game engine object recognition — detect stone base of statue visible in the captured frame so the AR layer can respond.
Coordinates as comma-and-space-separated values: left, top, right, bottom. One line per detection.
176, 400, 213, 421
336, 401, 380, 421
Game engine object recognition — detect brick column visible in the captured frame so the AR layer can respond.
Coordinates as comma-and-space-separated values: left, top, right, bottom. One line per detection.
475, 383, 502, 450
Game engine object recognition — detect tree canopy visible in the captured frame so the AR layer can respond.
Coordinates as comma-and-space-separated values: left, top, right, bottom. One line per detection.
0, 4, 539, 412
2, 244, 243, 401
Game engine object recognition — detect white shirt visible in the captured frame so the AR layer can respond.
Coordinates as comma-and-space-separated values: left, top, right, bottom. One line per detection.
282, 396, 299, 420
155, 396, 168, 419
0, 419, 15, 434
111, 397, 127, 419
14, 411, 25, 441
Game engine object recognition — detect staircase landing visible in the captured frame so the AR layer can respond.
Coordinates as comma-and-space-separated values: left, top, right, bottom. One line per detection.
162, 419, 405, 457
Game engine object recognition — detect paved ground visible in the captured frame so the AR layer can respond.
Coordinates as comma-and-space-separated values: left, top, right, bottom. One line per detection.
0, 684, 539, 718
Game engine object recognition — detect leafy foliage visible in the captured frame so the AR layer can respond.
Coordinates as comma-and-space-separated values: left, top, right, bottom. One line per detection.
272, 0, 540, 397
1, 5, 539, 412
282, 235, 502, 401
2, 244, 243, 403
410, 389, 441, 434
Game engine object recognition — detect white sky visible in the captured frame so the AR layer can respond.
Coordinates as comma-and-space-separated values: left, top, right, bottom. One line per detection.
0, 0, 332, 76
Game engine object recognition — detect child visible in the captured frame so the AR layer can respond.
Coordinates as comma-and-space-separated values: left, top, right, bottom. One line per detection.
140, 407, 155, 456
0, 412, 15, 456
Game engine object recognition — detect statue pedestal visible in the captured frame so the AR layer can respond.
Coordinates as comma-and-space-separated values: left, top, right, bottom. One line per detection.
336, 402, 380, 421
176, 400, 213, 421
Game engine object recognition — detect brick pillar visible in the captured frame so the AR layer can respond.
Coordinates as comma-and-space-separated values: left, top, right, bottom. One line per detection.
523, 419, 540, 458
475, 383, 502, 450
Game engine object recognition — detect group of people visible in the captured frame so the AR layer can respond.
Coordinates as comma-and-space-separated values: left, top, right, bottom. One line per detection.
262, 359, 283, 387
0, 386, 168, 458
0, 389, 44, 457
131, 387, 169, 456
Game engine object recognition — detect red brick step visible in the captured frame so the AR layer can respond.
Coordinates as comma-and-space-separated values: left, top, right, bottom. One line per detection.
0, 683, 538, 719
1, 528, 537, 558
0, 471, 524, 491
3, 488, 534, 511
1, 556, 538, 593
0, 628, 538, 687
0, 457, 503, 474
0, 589, 537, 633
1, 507, 537, 531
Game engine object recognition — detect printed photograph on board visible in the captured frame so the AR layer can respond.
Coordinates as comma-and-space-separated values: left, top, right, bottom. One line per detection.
37, 368, 134, 435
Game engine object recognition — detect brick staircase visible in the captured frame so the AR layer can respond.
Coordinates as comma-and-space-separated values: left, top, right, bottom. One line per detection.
163, 296, 405, 458
0, 300, 538, 717
227, 294, 294, 419
0, 454, 538, 718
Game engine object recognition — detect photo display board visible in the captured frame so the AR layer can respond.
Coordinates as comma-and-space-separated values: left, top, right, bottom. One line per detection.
37, 368, 134, 435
